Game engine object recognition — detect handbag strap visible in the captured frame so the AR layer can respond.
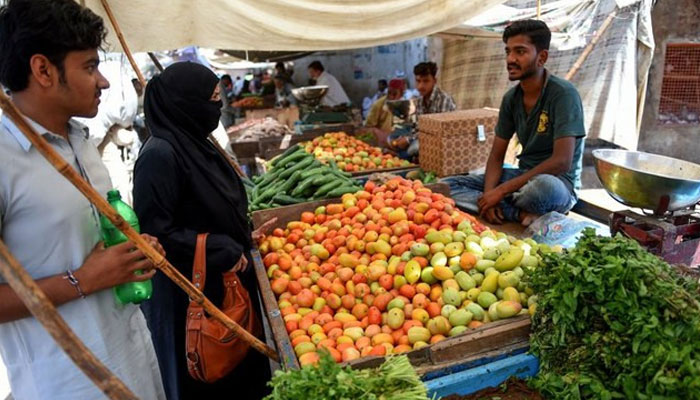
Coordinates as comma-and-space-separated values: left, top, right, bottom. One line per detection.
191, 233, 209, 292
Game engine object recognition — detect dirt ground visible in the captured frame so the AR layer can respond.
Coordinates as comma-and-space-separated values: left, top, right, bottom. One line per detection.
440, 377, 544, 400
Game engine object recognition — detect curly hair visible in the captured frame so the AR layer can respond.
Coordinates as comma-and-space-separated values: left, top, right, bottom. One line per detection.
503, 19, 551, 52
0, 0, 106, 92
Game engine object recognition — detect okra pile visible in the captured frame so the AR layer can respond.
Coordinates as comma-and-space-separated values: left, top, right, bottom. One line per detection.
248, 145, 363, 211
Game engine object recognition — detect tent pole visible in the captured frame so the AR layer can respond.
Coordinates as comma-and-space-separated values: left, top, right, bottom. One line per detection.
565, 9, 617, 81
0, 92, 279, 362
536, 0, 541, 19
0, 240, 137, 400
99, 0, 145, 87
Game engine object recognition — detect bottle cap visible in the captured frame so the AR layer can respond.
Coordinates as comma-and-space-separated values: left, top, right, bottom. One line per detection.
107, 189, 121, 202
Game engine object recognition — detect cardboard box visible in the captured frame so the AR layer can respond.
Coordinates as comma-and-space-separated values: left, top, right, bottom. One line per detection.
418, 108, 517, 177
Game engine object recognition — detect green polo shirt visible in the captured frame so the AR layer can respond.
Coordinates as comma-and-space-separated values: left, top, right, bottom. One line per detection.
495, 72, 586, 191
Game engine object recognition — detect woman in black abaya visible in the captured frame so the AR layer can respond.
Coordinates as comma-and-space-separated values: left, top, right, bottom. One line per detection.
133, 62, 270, 400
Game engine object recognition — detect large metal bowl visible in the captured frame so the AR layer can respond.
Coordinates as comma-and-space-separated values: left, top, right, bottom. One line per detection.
291, 85, 328, 106
593, 149, 700, 212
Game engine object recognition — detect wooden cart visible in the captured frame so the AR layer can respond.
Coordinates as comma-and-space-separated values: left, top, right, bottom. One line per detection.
250, 185, 532, 372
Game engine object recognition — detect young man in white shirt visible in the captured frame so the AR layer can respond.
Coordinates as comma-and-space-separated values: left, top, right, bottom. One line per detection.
308, 61, 351, 107
0, 0, 166, 398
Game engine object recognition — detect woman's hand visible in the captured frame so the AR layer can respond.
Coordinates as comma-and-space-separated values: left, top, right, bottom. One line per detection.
252, 217, 278, 243
230, 255, 249, 273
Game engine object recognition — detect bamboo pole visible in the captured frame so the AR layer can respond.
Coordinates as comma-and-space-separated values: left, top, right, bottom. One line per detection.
0, 240, 137, 400
536, 0, 541, 19
0, 92, 279, 362
147, 52, 164, 72
99, 0, 145, 87
565, 10, 618, 81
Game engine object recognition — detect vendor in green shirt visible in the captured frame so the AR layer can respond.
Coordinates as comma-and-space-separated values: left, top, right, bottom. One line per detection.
444, 19, 585, 226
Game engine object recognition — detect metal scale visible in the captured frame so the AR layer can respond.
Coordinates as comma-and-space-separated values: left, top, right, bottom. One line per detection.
593, 149, 700, 266
291, 85, 351, 125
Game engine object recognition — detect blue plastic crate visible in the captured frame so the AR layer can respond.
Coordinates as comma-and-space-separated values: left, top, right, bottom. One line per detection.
424, 353, 539, 398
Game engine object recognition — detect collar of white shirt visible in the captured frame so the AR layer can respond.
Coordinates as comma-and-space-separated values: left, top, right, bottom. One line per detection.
1, 114, 89, 152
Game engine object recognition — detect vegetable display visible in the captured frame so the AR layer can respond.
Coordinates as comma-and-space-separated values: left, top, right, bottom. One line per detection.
248, 145, 363, 211
259, 178, 547, 365
302, 132, 413, 173
265, 353, 430, 400
526, 229, 700, 399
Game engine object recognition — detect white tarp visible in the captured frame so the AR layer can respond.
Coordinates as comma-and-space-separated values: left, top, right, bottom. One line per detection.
439, 0, 655, 150
82, 0, 504, 53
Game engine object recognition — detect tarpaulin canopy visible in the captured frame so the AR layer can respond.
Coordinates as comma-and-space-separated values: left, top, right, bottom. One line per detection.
81, 0, 504, 53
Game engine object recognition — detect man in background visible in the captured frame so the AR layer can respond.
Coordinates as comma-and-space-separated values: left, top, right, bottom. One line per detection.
308, 61, 351, 107
414, 62, 456, 115
365, 79, 405, 140
218, 74, 236, 128
363, 79, 388, 117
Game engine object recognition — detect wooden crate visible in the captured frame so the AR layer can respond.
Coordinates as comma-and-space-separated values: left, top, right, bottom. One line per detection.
349, 165, 419, 177
250, 184, 532, 372
251, 183, 450, 229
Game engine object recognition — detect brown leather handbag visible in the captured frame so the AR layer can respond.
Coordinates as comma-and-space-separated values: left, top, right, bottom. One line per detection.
186, 233, 260, 383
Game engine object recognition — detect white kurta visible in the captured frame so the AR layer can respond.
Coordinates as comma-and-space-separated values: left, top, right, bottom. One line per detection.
0, 116, 165, 400
316, 71, 351, 107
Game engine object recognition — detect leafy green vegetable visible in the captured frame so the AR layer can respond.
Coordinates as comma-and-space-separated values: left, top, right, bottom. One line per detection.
525, 229, 700, 399
264, 353, 430, 400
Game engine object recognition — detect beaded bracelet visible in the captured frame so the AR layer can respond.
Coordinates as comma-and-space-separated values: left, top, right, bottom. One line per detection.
63, 270, 86, 299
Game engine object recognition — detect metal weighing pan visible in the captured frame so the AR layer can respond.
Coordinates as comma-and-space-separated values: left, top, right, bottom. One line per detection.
593, 149, 700, 213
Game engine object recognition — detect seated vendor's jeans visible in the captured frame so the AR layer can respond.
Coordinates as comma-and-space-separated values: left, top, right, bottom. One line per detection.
442, 169, 578, 222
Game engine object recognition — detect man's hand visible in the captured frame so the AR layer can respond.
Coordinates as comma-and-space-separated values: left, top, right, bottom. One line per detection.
481, 207, 505, 225
252, 217, 278, 243
391, 136, 410, 150
143, 233, 166, 257
75, 234, 161, 295
478, 187, 506, 213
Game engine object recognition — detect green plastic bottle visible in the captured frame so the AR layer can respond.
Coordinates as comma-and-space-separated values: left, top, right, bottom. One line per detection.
100, 189, 153, 305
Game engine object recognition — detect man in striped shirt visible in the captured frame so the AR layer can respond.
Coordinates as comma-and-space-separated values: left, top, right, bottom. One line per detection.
414, 62, 456, 115
389, 62, 457, 159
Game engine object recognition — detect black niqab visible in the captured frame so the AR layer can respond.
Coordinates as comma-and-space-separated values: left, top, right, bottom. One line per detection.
144, 62, 251, 246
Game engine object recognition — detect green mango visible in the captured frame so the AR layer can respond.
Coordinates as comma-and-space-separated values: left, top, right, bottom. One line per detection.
471, 272, 485, 286
475, 259, 495, 273
466, 288, 481, 301
449, 325, 469, 337
442, 288, 461, 307
431, 252, 448, 267
483, 247, 500, 261
466, 302, 485, 321
410, 243, 430, 257
477, 291, 498, 308
498, 271, 520, 289
448, 309, 473, 327
494, 248, 524, 272
441, 304, 457, 318
455, 271, 476, 291
420, 267, 437, 284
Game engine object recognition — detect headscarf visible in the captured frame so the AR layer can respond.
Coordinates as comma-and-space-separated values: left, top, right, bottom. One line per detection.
144, 62, 251, 246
